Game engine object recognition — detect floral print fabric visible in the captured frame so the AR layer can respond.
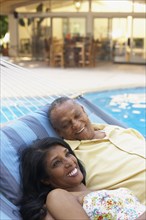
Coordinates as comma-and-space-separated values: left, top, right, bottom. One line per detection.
83, 188, 145, 220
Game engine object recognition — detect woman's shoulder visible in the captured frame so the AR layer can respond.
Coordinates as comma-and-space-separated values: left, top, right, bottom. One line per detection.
71, 190, 91, 205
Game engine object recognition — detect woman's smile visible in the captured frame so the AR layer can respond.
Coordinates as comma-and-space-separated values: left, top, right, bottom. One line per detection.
67, 168, 78, 177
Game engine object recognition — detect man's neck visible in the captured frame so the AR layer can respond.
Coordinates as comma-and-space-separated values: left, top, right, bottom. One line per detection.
93, 130, 106, 139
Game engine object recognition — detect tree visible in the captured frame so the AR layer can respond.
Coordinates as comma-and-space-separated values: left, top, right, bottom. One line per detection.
0, 16, 8, 38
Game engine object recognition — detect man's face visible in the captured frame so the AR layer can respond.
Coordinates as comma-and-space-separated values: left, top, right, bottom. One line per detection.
50, 100, 95, 140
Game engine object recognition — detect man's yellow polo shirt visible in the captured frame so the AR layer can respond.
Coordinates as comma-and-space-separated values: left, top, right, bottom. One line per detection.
66, 124, 146, 205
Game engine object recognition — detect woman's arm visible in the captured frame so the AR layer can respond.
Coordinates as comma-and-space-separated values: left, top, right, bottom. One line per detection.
44, 211, 55, 220
46, 189, 89, 220
136, 211, 146, 220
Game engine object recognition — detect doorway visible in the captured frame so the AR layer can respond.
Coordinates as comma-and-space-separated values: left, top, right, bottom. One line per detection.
93, 17, 146, 64
18, 17, 51, 60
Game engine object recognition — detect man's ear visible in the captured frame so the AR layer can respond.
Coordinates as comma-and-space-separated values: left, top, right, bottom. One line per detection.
41, 179, 50, 185
54, 127, 64, 139
81, 106, 87, 115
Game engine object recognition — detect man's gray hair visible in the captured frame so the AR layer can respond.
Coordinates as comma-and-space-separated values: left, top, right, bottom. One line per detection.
48, 96, 75, 124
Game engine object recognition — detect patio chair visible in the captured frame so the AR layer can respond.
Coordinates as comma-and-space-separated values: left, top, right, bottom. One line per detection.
50, 40, 64, 67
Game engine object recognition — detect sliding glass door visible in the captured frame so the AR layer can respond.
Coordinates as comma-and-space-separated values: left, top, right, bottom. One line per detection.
52, 17, 86, 40
93, 17, 146, 64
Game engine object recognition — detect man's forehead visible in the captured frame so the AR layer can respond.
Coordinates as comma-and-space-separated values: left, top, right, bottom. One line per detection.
56, 100, 80, 110
52, 102, 82, 120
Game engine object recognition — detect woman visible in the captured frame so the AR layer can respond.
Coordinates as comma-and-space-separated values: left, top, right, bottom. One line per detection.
19, 137, 146, 220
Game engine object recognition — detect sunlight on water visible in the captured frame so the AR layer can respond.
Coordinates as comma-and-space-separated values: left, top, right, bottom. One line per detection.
84, 87, 146, 137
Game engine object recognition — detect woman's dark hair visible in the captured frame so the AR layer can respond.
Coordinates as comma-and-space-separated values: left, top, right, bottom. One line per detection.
19, 137, 86, 220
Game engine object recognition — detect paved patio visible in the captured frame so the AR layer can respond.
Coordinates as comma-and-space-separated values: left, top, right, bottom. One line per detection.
1, 57, 145, 99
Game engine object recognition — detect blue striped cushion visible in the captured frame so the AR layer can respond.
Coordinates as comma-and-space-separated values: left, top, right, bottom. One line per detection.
0, 104, 59, 220
0, 194, 21, 220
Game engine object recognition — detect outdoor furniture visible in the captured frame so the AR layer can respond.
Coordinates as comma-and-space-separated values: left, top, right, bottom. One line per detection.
75, 42, 85, 67
49, 37, 98, 68
50, 40, 64, 67
81, 41, 96, 67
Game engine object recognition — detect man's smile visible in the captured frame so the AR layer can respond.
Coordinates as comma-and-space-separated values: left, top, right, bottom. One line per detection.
76, 127, 85, 134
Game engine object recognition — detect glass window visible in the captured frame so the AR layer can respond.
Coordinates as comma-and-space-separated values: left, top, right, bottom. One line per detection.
94, 18, 108, 41
18, 18, 32, 55
52, 17, 86, 39
133, 18, 145, 39
93, 18, 111, 61
68, 18, 86, 38
18, 17, 51, 60
112, 18, 127, 61
112, 18, 127, 42
52, 18, 64, 39
131, 18, 146, 63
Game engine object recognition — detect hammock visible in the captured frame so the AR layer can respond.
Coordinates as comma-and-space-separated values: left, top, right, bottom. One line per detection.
0, 60, 126, 219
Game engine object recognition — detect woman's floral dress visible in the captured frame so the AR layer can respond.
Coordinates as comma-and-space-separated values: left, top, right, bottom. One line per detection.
82, 188, 145, 220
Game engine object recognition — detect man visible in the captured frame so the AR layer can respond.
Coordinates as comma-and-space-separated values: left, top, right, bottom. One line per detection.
48, 96, 146, 205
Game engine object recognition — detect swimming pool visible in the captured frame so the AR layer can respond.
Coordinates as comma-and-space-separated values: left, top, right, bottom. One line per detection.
84, 87, 145, 137
1, 96, 54, 124
1, 87, 145, 137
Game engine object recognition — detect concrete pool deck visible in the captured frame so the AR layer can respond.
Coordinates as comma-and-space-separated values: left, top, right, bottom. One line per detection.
1, 57, 146, 98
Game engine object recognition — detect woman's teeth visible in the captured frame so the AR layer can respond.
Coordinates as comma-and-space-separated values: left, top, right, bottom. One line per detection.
68, 168, 78, 177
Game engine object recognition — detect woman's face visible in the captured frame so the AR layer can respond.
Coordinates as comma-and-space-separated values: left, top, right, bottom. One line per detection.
43, 145, 83, 191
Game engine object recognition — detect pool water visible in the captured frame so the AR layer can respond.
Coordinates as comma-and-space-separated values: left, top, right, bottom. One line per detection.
1, 96, 54, 124
83, 87, 146, 137
1, 87, 145, 137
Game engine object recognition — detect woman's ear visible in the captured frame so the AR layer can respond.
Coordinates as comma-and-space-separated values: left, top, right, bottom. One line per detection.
41, 179, 50, 185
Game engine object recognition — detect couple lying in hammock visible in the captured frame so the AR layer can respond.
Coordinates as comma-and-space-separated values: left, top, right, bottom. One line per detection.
19, 97, 146, 220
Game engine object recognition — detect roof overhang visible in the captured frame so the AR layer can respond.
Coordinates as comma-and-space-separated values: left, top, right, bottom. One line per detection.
0, 0, 49, 15
0, 0, 145, 15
